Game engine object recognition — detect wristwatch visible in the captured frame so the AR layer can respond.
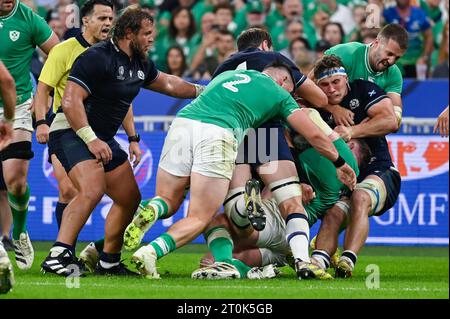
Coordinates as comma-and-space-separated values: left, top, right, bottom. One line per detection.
128, 134, 141, 143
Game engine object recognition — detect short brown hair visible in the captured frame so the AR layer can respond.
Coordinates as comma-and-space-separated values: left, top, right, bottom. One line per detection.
237, 27, 273, 51
377, 23, 409, 51
313, 54, 344, 80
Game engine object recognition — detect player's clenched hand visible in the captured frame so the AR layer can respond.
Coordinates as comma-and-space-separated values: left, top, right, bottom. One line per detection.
331, 105, 354, 126
129, 141, 142, 168
301, 183, 315, 205
87, 139, 112, 165
0, 121, 13, 151
36, 124, 50, 144
336, 163, 356, 190
334, 125, 353, 142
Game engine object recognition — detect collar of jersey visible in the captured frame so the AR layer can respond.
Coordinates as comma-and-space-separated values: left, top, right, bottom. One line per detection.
0, 0, 20, 21
365, 43, 383, 77
110, 38, 131, 59
76, 33, 91, 48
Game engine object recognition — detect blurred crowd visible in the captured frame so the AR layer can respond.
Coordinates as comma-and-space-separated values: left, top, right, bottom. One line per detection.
27, 0, 449, 80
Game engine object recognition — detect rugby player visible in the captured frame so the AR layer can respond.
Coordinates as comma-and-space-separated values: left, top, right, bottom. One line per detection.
311, 55, 400, 278
0, 60, 16, 294
0, 0, 59, 269
40, 6, 203, 277
123, 28, 334, 277
128, 62, 357, 279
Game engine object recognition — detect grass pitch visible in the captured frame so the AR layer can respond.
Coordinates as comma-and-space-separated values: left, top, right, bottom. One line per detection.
1, 242, 448, 299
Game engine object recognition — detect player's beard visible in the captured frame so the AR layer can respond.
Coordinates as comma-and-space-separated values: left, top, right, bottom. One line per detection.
130, 38, 146, 62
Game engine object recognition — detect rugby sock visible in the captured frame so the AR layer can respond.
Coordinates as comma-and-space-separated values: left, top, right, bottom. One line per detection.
150, 232, 176, 259
99, 252, 121, 269
311, 249, 331, 270
146, 197, 169, 219
230, 258, 251, 278
94, 238, 105, 253
341, 250, 357, 268
9, 185, 30, 240
205, 226, 233, 264
224, 188, 248, 228
51, 241, 75, 256
285, 213, 310, 263
55, 202, 67, 230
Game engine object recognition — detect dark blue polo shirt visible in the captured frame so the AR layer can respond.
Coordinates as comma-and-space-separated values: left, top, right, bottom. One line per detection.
68, 39, 159, 140
212, 48, 306, 89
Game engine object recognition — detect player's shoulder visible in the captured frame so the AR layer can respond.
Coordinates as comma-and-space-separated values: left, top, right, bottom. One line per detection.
80, 40, 111, 60
386, 64, 402, 78
326, 42, 365, 56
17, 2, 43, 21
51, 37, 80, 53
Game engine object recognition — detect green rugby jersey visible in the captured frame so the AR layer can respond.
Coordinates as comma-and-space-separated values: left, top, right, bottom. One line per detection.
0, 1, 53, 107
300, 138, 359, 225
325, 42, 403, 95
177, 69, 300, 143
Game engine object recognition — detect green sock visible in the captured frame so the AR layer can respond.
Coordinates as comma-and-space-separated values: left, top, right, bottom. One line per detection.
150, 232, 176, 259
146, 197, 169, 219
9, 185, 30, 240
205, 226, 233, 264
231, 258, 252, 278
94, 238, 105, 253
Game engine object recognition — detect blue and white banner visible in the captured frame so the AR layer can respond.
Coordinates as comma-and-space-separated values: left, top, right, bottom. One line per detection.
26, 132, 448, 246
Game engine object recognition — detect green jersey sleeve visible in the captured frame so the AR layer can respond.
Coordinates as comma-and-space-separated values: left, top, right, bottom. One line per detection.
324, 42, 361, 73
31, 10, 53, 46
278, 94, 301, 120
385, 66, 403, 94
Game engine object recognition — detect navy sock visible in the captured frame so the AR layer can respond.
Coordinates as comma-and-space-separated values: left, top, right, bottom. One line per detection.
99, 252, 121, 269
55, 202, 67, 230
53, 241, 75, 255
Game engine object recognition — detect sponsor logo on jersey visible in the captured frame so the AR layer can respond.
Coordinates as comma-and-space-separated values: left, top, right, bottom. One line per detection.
368, 90, 376, 97
138, 70, 145, 80
387, 136, 449, 181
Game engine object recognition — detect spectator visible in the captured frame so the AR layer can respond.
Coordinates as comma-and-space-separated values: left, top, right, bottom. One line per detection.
165, 7, 199, 64
139, 0, 158, 18
46, 9, 64, 39
214, 3, 237, 34
304, 3, 330, 48
346, 3, 367, 42
360, 26, 380, 44
432, 20, 449, 78
192, 29, 236, 80
275, 18, 304, 51
166, 46, 189, 78
322, 21, 345, 46
321, 0, 356, 34
289, 36, 314, 74
384, 0, 434, 78
286, 36, 311, 61
314, 39, 331, 59
269, 0, 303, 45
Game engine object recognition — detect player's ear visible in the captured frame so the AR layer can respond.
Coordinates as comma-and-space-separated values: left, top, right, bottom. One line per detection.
82, 16, 89, 26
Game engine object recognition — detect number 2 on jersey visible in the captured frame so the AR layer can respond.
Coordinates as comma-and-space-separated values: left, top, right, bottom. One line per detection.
222, 74, 251, 93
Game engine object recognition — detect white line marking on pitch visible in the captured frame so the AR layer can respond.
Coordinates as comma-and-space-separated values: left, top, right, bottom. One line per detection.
14, 282, 449, 293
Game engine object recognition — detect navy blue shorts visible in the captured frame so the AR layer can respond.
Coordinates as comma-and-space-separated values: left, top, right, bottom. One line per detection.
360, 161, 402, 216
48, 129, 128, 173
235, 120, 293, 171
